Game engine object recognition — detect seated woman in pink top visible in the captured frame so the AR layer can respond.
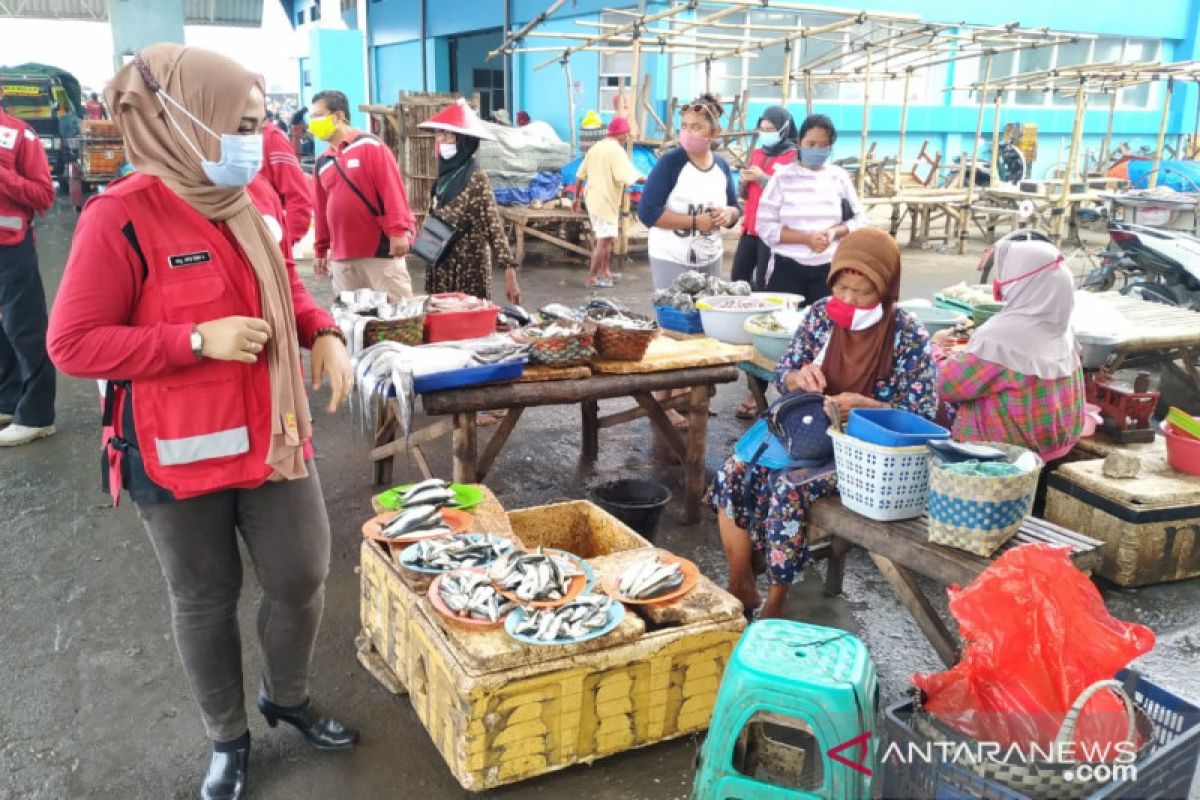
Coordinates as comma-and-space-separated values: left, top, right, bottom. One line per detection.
933, 236, 1085, 512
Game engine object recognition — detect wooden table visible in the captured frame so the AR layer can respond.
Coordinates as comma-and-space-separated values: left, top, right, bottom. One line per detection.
371, 336, 751, 524
810, 498, 1104, 667
863, 191, 967, 249
1082, 292, 1200, 395
978, 186, 1103, 245
498, 205, 592, 263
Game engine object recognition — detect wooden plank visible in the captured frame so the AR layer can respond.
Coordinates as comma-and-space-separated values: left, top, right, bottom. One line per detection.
475, 407, 525, 481
592, 335, 755, 374
634, 392, 688, 461
369, 416, 454, 462
869, 553, 960, 668
683, 384, 711, 525
411, 446, 434, 481
515, 364, 592, 383
514, 221, 592, 258
452, 412, 477, 484
422, 364, 741, 415
596, 392, 693, 429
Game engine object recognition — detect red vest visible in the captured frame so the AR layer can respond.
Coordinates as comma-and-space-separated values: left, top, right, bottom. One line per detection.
743, 147, 797, 237
102, 175, 275, 500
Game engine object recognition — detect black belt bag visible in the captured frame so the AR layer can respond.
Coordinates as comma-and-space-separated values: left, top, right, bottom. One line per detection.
411, 212, 458, 266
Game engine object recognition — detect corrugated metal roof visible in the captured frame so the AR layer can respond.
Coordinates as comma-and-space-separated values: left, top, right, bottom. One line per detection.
0, 0, 263, 26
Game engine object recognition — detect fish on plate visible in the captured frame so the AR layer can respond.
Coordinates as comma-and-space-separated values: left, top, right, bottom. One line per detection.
493, 548, 585, 602
438, 571, 517, 623
401, 535, 514, 571
510, 595, 615, 643
617, 555, 684, 600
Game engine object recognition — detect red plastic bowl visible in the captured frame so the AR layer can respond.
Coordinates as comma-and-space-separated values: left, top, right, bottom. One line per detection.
423, 293, 499, 343
1161, 419, 1200, 475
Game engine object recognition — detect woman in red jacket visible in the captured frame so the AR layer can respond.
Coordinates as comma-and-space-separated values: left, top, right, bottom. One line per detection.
48, 45, 354, 800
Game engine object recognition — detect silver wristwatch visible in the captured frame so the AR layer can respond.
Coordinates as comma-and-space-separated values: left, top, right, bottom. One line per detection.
190, 326, 204, 360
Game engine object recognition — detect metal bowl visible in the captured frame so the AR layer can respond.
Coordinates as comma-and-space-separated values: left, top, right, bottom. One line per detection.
1076, 333, 1121, 369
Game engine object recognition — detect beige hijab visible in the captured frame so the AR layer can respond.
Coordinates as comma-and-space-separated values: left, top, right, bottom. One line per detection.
106, 43, 311, 481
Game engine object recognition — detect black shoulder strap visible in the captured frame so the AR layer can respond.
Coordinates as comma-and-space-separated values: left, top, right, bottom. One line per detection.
329, 153, 382, 217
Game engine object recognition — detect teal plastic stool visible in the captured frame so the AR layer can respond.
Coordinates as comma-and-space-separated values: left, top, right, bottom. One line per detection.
690, 620, 878, 800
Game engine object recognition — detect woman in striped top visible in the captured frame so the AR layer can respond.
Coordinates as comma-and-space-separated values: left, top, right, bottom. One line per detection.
756, 114, 868, 304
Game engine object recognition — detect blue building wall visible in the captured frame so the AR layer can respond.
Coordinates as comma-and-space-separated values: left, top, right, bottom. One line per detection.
290, 0, 1200, 166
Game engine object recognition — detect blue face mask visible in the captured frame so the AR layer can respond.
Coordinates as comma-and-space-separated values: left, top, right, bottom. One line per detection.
157, 89, 264, 188
799, 145, 832, 168
758, 130, 782, 149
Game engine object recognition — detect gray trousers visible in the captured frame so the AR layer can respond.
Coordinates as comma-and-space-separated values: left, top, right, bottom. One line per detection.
136, 464, 331, 742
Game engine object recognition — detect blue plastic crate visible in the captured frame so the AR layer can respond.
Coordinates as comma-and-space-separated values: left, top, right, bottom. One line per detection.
412, 360, 525, 394
655, 305, 704, 334
847, 408, 950, 448
881, 671, 1200, 800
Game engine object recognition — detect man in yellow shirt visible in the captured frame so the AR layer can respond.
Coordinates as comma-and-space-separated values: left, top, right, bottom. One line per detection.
573, 116, 643, 287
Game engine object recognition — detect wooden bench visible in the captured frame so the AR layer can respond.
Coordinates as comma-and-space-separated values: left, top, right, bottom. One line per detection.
810, 498, 1104, 667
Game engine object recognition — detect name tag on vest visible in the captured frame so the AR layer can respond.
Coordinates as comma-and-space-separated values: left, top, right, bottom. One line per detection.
168, 250, 213, 269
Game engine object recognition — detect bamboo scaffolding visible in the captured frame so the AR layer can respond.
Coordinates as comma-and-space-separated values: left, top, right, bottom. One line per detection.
1100, 90, 1117, 171
894, 68, 912, 193
1150, 77, 1174, 189
1055, 82, 1087, 242
487, 0, 566, 60
990, 88, 1002, 184
857, 46, 873, 197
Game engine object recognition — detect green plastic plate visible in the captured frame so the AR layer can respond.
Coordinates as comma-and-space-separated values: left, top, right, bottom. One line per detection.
375, 483, 485, 512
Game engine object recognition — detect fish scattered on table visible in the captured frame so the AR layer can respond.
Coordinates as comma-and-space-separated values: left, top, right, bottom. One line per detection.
617, 555, 684, 600
511, 595, 615, 643
400, 535, 514, 571
438, 571, 517, 622
493, 548, 585, 603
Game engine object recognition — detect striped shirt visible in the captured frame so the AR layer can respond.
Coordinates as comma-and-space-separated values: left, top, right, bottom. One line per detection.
756, 162, 867, 265
937, 352, 1085, 461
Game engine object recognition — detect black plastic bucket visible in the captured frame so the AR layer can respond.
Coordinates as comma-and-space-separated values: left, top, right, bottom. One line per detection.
590, 479, 672, 542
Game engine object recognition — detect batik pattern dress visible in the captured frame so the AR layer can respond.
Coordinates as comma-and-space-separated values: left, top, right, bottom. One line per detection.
706, 301, 937, 584
424, 170, 517, 300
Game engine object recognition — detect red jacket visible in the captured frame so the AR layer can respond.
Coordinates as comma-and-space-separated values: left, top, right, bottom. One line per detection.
314, 130, 415, 261
260, 122, 313, 247
742, 147, 797, 237
0, 109, 55, 246
48, 173, 333, 501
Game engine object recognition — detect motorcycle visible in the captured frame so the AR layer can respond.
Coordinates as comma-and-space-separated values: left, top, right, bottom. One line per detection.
1086, 221, 1200, 309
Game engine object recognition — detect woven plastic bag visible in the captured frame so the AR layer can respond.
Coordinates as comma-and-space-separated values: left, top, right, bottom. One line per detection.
913, 543, 1155, 754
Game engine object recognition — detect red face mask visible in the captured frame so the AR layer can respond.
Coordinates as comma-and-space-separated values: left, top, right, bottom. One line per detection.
993, 255, 1063, 301
826, 296, 883, 330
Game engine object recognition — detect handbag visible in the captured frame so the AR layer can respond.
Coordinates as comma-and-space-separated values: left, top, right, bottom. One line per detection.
411, 211, 458, 266
328, 151, 392, 258
841, 197, 855, 222
738, 390, 834, 488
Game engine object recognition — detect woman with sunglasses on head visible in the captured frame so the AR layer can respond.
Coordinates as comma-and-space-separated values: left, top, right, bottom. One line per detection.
932, 235, 1085, 513
637, 93, 740, 290
47, 45, 356, 800
755, 113, 868, 304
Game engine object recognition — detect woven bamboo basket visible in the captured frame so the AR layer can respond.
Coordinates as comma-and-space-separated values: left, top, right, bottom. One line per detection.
927, 442, 1043, 556
513, 322, 596, 367
591, 313, 660, 361
363, 315, 425, 347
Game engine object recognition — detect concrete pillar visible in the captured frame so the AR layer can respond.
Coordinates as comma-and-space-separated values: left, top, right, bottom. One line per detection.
309, 27, 367, 128
110, 0, 185, 71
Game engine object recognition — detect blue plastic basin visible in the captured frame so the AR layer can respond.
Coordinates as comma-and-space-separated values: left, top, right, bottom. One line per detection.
847, 408, 950, 447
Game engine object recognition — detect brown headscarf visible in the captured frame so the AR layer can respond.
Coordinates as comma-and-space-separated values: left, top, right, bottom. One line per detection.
821, 228, 902, 396
106, 44, 311, 481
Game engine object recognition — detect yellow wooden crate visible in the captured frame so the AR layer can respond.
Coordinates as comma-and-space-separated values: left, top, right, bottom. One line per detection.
506, 499, 653, 555
404, 601, 743, 791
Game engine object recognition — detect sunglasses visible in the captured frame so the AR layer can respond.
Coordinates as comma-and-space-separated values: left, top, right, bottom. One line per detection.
680, 102, 721, 120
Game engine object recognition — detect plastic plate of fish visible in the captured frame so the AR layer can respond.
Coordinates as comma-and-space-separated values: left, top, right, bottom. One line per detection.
427, 568, 517, 629
504, 594, 625, 646
397, 533, 516, 574
374, 478, 485, 512
488, 548, 592, 608
361, 507, 472, 545
603, 553, 699, 605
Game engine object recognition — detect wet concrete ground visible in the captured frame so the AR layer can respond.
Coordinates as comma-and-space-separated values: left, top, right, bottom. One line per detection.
3, 200, 1198, 799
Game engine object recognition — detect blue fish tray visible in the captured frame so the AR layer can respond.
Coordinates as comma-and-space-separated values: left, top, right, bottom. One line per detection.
655, 305, 704, 334
413, 360, 525, 394
847, 408, 950, 448
504, 597, 625, 646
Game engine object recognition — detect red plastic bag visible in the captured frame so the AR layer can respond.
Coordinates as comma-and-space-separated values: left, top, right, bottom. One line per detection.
913, 544, 1155, 756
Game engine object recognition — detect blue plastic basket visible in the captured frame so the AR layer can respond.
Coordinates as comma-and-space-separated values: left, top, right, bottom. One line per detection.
881, 671, 1200, 800
412, 360, 525, 394
654, 305, 704, 334
847, 408, 950, 448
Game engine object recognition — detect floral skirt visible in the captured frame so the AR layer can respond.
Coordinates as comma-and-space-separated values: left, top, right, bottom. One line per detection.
705, 455, 838, 585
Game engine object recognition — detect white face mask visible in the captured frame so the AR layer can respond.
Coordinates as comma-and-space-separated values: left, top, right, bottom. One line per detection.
438, 142, 458, 160
157, 90, 263, 187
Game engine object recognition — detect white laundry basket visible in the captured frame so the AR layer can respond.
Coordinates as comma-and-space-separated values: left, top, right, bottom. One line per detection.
830, 429, 933, 521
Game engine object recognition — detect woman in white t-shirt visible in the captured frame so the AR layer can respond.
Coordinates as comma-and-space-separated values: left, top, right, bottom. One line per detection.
638, 94, 741, 290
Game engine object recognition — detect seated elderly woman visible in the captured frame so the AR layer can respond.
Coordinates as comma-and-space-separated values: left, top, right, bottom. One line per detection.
707, 228, 937, 619
933, 236, 1085, 511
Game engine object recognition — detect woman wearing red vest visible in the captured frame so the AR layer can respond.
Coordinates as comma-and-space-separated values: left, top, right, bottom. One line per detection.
734, 105, 797, 418
47, 45, 355, 800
